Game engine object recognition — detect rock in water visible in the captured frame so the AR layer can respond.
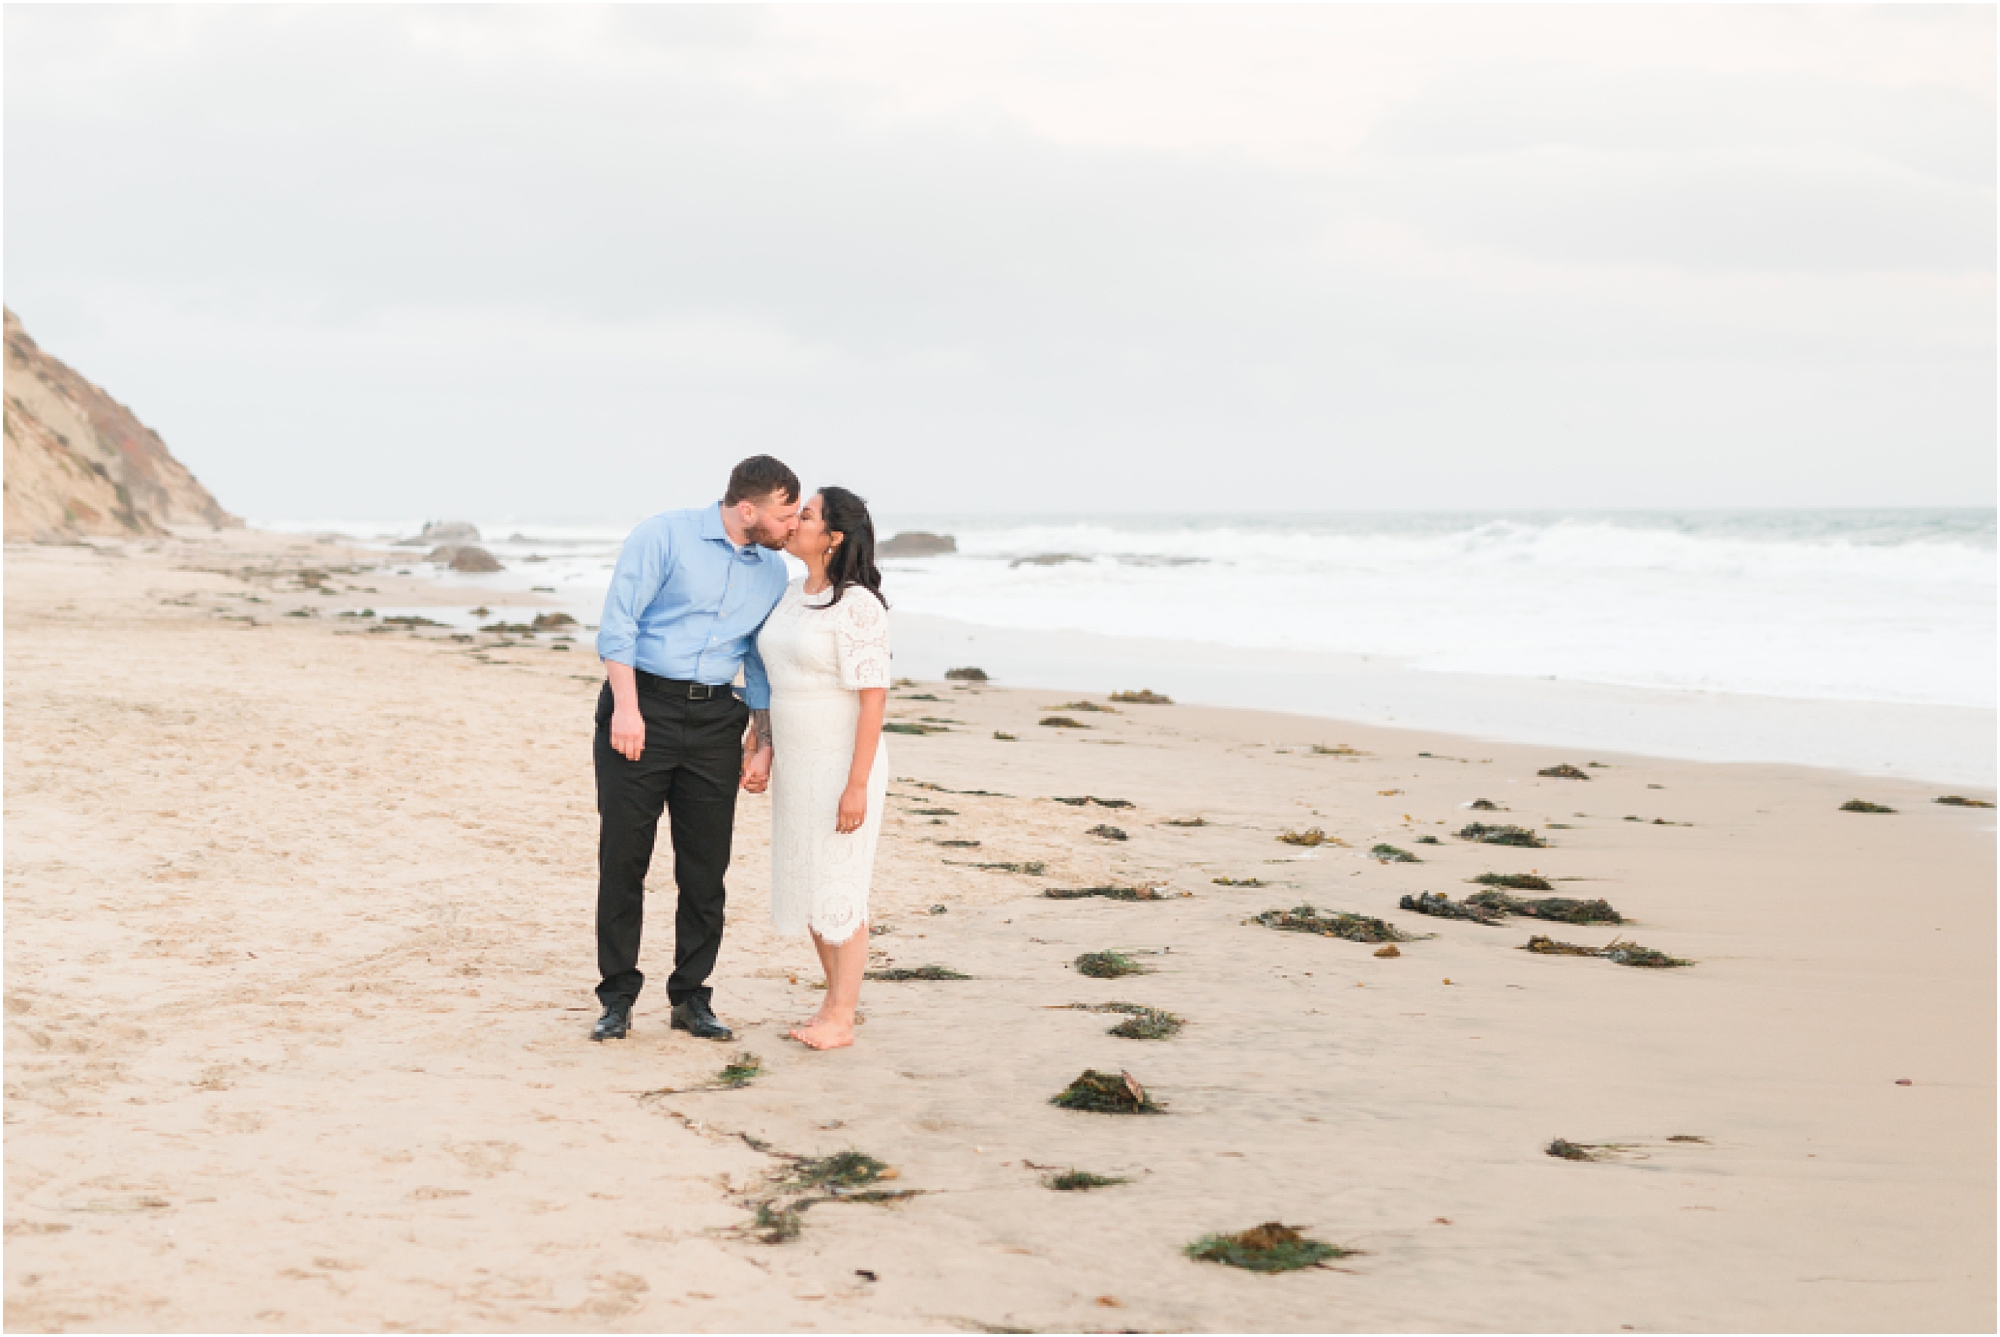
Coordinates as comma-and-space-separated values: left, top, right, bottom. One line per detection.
426, 544, 504, 572
4, 307, 239, 539
877, 531, 956, 557
419, 520, 482, 544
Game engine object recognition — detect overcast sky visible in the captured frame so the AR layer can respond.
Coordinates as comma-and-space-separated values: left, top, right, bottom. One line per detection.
6, 4, 1993, 522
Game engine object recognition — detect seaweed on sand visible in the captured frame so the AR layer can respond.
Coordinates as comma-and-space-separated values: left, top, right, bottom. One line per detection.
1053, 796, 1135, 808
1538, 764, 1592, 780
1839, 799, 1895, 813
910, 806, 959, 816
1371, 843, 1422, 863
1457, 822, 1546, 848
1088, 825, 1128, 841
1468, 799, 1503, 810
1212, 876, 1265, 887
1936, 795, 1995, 808
1400, 892, 1504, 925
1074, 951, 1149, 979
1473, 872, 1553, 891
1416, 835, 1441, 845
865, 966, 971, 981
1523, 935, 1690, 968
753, 1200, 804, 1242
1250, 904, 1425, 944
884, 722, 948, 736
783, 1150, 894, 1191
952, 861, 1047, 876
1045, 1169, 1127, 1190
1044, 884, 1171, 901
1311, 743, 1366, 756
945, 666, 989, 681
1040, 716, 1088, 729
1468, 891, 1623, 925
1164, 817, 1208, 827
1051, 1069, 1159, 1114
1545, 1139, 1597, 1161
1049, 700, 1118, 713
1186, 1222, 1352, 1272
1057, 1002, 1184, 1039
1278, 827, 1336, 847
1109, 689, 1173, 704
717, 1052, 763, 1088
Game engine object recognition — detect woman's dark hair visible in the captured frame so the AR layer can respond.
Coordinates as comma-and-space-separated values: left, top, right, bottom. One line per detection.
814, 486, 887, 610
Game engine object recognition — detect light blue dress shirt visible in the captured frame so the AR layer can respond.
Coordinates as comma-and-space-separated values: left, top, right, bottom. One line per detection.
595, 504, 789, 708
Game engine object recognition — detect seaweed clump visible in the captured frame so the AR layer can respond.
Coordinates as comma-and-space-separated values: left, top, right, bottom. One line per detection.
865, 965, 971, 981
1839, 800, 1895, 813
1044, 884, 1170, 902
1473, 872, 1553, 891
1250, 904, 1423, 944
1311, 743, 1366, 756
1468, 799, 1502, 811
1469, 890, 1622, 924
945, 666, 988, 681
1278, 827, 1335, 847
1074, 951, 1150, 979
1061, 1002, 1183, 1039
1040, 716, 1088, 729
1936, 795, 1995, 808
1051, 1069, 1158, 1114
1045, 1169, 1127, 1191
955, 860, 1047, 875
1213, 876, 1265, 887
1370, 843, 1422, 863
1164, 816, 1208, 827
1545, 1139, 1597, 1162
1400, 892, 1503, 925
1186, 1222, 1351, 1272
1523, 935, 1689, 968
1457, 822, 1546, 848
1109, 689, 1173, 704
1538, 764, 1592, 780
717, 1052, 763, 1088
1088, 825, 1129, 841
884, 721, 948, 736
1053, 795, 1135, 808
1049, 700, 1118, 713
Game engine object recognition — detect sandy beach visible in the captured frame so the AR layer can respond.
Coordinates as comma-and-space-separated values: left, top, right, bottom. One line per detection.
6, 529, 1994, 1332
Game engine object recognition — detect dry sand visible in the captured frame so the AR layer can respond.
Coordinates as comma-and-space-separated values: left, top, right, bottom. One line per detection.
6, 531, 1994, 1332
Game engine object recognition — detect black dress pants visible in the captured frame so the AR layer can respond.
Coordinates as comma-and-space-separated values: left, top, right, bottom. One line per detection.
593, 677, 748, 1010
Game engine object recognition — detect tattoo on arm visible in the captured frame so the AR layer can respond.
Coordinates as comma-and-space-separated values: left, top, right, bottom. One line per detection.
752, 709, 773, 750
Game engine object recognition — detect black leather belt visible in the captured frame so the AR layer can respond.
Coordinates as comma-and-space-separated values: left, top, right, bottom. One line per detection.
635, 670, 730, 701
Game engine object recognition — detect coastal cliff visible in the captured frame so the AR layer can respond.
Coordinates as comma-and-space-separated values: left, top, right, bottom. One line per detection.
4, 308, 238, 540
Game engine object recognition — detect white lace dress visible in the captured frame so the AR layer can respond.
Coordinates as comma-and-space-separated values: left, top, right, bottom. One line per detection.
757, 578, 891, 945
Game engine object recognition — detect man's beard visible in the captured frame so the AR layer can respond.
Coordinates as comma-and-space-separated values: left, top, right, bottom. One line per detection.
747, 519, 790, 550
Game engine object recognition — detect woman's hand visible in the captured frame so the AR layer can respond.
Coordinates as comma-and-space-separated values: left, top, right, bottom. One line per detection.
836, 782, 868, 834
741, 746, 772, 794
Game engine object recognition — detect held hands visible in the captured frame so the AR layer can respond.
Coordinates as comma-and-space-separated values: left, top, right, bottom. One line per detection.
741, 745, 773, 794
835, 782, 868, 834
610, 705, 646, 761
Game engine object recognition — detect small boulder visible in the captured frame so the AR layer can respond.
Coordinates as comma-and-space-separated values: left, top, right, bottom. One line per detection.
426, 544, 503, 572
877, 531, 957, 558
531, 612, 577, 631
419, 520, 481, 544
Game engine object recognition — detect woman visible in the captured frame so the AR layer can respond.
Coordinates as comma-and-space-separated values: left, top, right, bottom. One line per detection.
749, 487, 890, 1051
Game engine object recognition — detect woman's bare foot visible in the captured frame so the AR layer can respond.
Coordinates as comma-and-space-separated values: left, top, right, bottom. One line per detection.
786, 1017, 855, 1050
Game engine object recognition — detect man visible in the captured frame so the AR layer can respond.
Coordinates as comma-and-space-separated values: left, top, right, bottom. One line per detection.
590, 456, 797, 1042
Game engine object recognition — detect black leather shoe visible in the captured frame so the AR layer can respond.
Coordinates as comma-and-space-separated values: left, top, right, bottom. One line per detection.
671, 997, 734, 1041
591, 1004, 631, 1042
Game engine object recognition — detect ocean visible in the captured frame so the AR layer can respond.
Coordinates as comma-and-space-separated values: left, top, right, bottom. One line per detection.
277, 509, 1995, 713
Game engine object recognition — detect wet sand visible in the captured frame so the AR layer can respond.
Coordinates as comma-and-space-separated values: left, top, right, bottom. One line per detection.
6, 530, 1994, 1332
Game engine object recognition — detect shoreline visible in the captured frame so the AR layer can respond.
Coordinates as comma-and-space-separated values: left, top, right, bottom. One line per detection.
7, 528, 1994, 1332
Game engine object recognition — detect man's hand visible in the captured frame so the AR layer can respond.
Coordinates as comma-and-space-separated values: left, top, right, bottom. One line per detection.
836, 781, 867, 834
741, 746, 773, 794
610, 704, 646, 761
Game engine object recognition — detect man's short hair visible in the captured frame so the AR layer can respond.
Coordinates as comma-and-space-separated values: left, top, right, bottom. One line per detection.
723, 455, 801, 506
